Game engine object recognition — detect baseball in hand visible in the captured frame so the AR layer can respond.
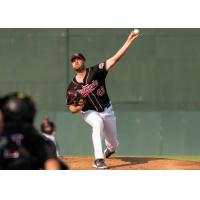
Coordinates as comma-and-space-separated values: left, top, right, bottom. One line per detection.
133, 29, 140, 35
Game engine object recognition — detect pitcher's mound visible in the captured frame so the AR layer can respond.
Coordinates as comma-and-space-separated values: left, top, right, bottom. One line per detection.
60, 156, 200, 170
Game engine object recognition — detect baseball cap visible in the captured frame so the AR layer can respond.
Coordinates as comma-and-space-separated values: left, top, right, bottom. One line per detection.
71, 53, 86, 62
0, 92, 36, 124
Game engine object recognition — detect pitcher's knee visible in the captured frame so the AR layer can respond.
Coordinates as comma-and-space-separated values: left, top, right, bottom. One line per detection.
92, 118, 104, 131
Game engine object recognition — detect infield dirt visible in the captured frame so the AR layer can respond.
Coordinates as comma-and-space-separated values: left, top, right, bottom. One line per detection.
61, 156, 200, 170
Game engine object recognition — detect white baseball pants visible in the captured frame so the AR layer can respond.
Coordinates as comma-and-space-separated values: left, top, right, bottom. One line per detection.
81, 104, 119, 159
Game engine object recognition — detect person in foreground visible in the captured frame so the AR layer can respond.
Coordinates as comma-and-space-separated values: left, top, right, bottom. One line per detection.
0, 92, 68, 170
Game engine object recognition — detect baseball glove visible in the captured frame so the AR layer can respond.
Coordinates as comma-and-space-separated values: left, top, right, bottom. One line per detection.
66, 90, 84, 106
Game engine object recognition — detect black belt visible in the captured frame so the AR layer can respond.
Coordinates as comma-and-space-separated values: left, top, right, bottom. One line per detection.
82, 102, 111, 112
105, 102, 111, 109
97, 102, 111, 112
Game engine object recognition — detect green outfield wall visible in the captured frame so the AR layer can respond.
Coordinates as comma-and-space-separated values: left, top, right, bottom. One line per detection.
1, 28, 200, 156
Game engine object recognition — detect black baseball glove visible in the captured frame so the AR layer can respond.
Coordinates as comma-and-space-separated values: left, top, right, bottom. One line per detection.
66, 90, 84, 106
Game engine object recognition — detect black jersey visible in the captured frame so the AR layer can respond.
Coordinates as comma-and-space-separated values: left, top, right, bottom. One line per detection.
66, 62, 110, 112
0, 125, 57, 170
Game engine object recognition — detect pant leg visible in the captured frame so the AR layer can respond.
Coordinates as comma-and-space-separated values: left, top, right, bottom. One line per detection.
82, 110, 105, 159
100, 105, 119, 152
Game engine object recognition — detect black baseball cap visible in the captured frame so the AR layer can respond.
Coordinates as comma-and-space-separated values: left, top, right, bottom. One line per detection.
71, 53, 86, 62
0, 92, 36, 124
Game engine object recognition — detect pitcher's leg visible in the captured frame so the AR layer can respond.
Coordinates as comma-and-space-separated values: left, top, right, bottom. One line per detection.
103, 112, 119, 152
82, 111, 105, 159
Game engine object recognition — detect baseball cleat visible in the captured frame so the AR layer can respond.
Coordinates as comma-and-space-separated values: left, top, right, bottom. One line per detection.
104, 148, 115, 158
93, 159, 108, 169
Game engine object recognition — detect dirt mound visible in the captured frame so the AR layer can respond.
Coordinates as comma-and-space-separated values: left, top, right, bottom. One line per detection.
61, 156, 200, 170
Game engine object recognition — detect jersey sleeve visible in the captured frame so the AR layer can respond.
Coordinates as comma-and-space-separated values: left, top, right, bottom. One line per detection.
66, 82, 75, 106
90, 62, 108, 78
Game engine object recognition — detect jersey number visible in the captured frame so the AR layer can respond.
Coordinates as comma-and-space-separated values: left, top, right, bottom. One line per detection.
97, 86, 105, 97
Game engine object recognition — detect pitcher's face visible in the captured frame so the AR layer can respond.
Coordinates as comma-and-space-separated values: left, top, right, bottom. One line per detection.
71, 58, 85, 73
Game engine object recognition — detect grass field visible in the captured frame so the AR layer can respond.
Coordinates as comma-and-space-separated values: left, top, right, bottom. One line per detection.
128, 155, 200, 162
164, 156, 200, 162
109, 155, 200, 162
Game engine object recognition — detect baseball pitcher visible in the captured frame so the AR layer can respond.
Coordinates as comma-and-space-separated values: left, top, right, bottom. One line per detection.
66, 30, 139, 169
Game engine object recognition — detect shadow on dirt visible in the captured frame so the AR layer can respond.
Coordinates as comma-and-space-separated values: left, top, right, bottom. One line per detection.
108, 157, 167, 169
